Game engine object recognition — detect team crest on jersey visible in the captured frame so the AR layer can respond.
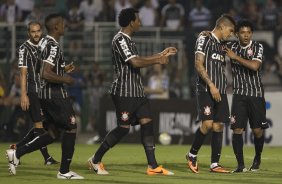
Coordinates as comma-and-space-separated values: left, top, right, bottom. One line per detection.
203, 106, 211, 116
121, 112, 129, 121
230, 115, 236, 124
247, 48, 253, 56
70, 116, 76, 124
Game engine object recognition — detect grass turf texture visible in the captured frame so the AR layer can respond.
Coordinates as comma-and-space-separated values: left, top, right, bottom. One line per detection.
0, 143, 281, 184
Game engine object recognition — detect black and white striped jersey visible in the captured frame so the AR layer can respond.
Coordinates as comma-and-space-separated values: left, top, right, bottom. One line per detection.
195, 33, 227, 94
38, 35, 68, 99
18, 40, 41, 93
227, 40, 264, 97
109, 31, 145, 97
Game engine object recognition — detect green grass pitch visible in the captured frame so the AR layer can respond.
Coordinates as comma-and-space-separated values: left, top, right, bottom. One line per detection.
0, 143, 281, 184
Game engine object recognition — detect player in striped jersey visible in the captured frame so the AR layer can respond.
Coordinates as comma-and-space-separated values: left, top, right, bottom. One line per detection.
6, 21, 58, 169
186, 14, 235, 173
224, 19, 269, 172
6, 14, 83, 179
88, 8, 177, 176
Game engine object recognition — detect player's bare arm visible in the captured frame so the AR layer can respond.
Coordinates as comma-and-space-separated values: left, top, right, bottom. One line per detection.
41, 62, 75, 85
224, 47, 261, 71
195, 53, 221, 102
20, 67, 29, 111
129, 47, 177, 68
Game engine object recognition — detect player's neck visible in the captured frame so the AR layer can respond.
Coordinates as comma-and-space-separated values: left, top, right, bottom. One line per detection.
121, 27, 133, 37
48, 33, 60, 42
211, 29, 221, 42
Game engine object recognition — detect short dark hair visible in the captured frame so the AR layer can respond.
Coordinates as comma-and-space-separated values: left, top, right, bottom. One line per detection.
216, 14, 236, 28
118, 8, 139, 27
45, 13, 63, 32
27, 21, 42, 32
236, 19, 254, 32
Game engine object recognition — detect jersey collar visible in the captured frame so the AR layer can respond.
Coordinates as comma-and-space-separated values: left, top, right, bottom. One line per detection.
119, 31, 131, 40
46, 35, 59, 43
211, 33, 220, 43
27, 39, 38, 47
239, 40, 252, 49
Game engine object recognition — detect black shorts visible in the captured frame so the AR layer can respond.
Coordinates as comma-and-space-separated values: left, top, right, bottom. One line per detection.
28, 92, 44, 123
197, 91, 229, 123
40, 98, 76, 130
230, 94, 268, 130
112, 95, 151, 126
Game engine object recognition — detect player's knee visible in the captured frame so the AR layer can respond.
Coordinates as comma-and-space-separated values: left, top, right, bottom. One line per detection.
201, 120, 213, 133
233, 128, 244, 134
212, 122, 224, 132
252, 128, 263, 138
139, 118, 152, 125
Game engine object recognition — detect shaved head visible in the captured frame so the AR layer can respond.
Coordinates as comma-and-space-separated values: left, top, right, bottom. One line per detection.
45, 13, 63, 33
215, 14, 236, 29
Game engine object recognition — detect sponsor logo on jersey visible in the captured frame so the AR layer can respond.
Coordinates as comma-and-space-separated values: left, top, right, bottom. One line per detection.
47, 46, 57, 62
212, 53, 224, 62
119, 38, 132, 57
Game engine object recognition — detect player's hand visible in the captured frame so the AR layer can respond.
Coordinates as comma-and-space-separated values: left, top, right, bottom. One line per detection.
64, 62, 75, 73
20, 94, 30, 111
65, 75, 75, 85
161, 47, 177, 57
209, 84, 221, 102
224, 47, 237, 60
159, 55, 169, 65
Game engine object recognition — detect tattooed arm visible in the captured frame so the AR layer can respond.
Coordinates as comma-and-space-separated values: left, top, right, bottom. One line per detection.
195, 53, 221, 102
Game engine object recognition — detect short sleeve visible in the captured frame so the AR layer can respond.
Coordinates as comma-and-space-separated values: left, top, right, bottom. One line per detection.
195, 35, 209, 56
114, 35, 137, 62
252, 43, 263, 63
18, 46, 27, 68
41, 44, 59, 66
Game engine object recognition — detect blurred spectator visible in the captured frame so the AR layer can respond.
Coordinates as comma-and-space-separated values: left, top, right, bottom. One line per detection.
160, 0, 185, 31
15, 0, 33, 21
66, 4, 84, 57
228, 7, 241, 22
139, 0, 158, 27
55, 0, 68, 17
188, 0, 212, 33
67, 65, 85, 108
0, 68, 6, 102
241, 0, 260, 30
24, 4, 45, 25
144, 64, 169, 99
2, 72, 31, 142
114, 0, 132, 26
85, 62, 105, 134
79, 0, 102, 31
0, 0, 22, 23
258, 0, 282, 31
100, 0, 115, 22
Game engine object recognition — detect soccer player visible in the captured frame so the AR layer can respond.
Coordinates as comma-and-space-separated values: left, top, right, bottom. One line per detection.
9, 21, 59, 166
224, 19, 269, 172
87, 8, 177, 176
6, 13, 83, 179
186, 14, 235, 173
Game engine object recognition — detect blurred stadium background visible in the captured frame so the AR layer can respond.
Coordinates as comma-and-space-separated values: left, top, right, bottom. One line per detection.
0, 0, 282, 146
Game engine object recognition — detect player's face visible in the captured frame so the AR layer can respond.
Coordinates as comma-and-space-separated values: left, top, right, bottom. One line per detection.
28, 24, 42, 44
57, 17, 65, 36
132, 13, 141, 32
221, 25, 234, 41
237, 26, 252, 46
